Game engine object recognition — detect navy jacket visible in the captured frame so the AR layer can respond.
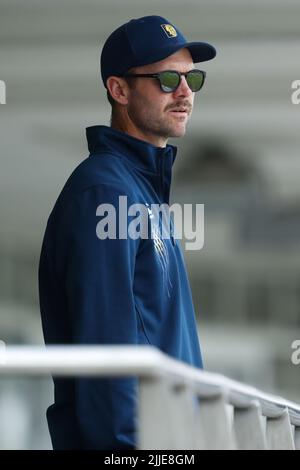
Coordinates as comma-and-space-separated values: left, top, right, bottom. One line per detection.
38, 125, 203, 450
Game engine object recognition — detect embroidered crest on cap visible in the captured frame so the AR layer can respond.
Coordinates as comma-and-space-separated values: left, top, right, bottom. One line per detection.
161, 24, 177, 38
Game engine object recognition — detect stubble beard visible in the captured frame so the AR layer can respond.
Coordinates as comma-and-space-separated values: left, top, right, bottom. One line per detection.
128, 101, 192, 140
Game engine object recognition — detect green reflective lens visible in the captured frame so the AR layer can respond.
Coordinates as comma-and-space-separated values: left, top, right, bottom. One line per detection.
186, 71, 205, 92
159, 70, 205, 93
159, 71, 180, 92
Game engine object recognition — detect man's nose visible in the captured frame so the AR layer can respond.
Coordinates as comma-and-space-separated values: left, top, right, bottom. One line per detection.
173, 75, 192, 98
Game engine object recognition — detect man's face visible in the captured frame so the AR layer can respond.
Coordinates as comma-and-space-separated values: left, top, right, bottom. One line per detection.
125, 48, 195, 144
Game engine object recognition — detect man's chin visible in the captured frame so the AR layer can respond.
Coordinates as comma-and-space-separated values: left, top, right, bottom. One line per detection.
169, 125, 187, 138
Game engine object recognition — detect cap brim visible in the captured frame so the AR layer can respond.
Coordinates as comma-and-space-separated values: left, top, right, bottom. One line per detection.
184, 41, 216, 63
129, 42, 216, 72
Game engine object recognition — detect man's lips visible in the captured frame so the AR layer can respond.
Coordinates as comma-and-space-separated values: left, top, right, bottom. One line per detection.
168, 108, 190, 116
168, 111, 189, 119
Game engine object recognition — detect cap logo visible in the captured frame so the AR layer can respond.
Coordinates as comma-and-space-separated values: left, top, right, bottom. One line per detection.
161, 24, 177, 38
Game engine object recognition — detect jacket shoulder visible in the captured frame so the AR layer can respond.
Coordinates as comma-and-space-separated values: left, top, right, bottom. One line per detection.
65, 152, 134, 196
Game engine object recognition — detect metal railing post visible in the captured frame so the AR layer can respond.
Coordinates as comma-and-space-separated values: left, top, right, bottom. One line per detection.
138, 377, 197, 449
138, 376, 176, 450
294, 427, 300, 450
195, 394, 236, 450
234, 401, 268, 450
266, 408, 295, 450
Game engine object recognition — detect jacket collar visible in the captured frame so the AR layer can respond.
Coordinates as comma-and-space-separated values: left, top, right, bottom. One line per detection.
86, 125, 177, 174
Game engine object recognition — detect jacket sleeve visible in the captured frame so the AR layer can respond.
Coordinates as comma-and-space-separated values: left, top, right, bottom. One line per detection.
64, 184, 140, 450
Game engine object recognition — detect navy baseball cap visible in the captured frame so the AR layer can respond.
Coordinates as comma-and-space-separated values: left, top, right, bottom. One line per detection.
101, 15, 216, 88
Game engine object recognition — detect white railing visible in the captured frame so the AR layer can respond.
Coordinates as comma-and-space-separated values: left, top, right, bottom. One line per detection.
0, 345, 300, 450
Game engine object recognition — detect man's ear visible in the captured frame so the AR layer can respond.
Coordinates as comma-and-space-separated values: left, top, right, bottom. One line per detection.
106, 76, 129, 105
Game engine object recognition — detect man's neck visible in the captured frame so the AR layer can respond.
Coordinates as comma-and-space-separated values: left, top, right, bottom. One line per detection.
110, 113, 167, 148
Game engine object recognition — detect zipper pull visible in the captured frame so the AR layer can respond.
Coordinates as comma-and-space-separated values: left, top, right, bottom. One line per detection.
170, 217, 175, 246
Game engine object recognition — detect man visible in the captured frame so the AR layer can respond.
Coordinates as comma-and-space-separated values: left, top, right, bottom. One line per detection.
38, 15, 216, 450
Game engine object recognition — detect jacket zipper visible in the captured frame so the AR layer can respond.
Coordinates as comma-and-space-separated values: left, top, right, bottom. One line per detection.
159, 151, 175, 246
159, 151, 164, 199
